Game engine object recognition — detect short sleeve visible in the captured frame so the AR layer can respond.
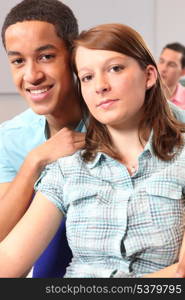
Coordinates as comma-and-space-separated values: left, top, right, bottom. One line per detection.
34, 160, 66, 214
0, 129, 16, 183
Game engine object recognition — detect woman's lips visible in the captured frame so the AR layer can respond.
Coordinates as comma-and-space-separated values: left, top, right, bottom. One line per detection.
97, 99, 119, 109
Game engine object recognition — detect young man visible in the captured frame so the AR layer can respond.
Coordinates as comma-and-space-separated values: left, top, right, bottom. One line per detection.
1, 0, 185, 278
0, 0, 85, 277
158, 42, 185, 109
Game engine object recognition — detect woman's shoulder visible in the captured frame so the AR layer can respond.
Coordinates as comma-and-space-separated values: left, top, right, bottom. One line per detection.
57, 150, 84, 169
175, 133, 185, 159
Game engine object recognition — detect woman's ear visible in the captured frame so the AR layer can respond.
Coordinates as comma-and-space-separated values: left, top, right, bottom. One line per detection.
145, 65, 158, 90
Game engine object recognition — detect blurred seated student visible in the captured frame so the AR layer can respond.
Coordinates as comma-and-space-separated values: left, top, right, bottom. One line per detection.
158, 42, 185, 109
1, 23, 185, 278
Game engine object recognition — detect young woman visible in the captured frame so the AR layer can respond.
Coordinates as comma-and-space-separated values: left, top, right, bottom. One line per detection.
0, 23, 185, 278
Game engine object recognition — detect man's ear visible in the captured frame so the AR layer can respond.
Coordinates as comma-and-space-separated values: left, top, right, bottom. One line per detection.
180, 68, 185, 77
145, 65, 158, 90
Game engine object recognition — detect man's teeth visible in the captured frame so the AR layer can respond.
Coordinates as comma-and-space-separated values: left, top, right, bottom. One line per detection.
30, 88, 49, 94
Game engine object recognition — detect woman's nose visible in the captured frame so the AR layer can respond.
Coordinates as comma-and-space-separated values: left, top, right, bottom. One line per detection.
95, 76, 111, 94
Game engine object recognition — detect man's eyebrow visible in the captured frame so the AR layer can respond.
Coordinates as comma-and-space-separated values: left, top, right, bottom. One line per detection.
7, 44, 57, 56
7, 51, 21, 56
35, 44, 57, 52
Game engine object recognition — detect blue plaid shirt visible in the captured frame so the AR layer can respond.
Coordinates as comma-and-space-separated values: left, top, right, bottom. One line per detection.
35, 134, 185, 277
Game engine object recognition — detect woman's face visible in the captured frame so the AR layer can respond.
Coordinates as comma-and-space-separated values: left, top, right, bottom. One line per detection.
75, 46, 156, 130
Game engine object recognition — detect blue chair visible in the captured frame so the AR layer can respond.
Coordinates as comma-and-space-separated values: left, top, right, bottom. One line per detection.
32, 218, 72, 277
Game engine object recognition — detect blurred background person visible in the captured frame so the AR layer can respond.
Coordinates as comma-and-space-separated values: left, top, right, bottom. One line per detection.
158, 42, 185, 109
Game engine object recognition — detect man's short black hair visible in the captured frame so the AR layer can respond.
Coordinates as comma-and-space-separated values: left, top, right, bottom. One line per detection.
163, 42, 185, 69
1, 0, 78, 51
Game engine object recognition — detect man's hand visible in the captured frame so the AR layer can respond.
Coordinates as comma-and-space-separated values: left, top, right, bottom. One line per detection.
29, 127, 85, 170
0, 127, 85, 240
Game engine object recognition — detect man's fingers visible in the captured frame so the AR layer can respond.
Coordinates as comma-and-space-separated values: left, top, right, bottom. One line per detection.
74, 141, 85, 149
73, 132, 86, 141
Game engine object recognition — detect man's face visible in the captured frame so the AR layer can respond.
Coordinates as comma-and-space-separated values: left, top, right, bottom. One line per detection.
5, 20, 74, 116
158, 48, 184, 88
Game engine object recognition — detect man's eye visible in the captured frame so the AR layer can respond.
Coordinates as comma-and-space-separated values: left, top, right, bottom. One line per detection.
11, 58, 24, 65
40, 54, 55, 61
169, 63, 176, 68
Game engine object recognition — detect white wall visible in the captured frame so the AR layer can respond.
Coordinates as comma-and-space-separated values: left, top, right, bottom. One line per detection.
0, 0, 27, 123
1, 0, 185, 122
0, 0, 21, 93
155, 0, 185, 60
63, 0, 156, 52
0, 94, 27, 123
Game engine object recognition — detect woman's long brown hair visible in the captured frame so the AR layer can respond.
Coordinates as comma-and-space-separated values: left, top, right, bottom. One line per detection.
72, 23, 185, 162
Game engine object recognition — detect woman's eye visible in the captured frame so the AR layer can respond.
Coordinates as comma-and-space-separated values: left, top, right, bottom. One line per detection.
81, 75, 93, 82
110, 65, 124, 72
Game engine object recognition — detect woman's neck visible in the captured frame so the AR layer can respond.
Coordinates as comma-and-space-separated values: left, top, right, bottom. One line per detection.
107, 126, 148, 168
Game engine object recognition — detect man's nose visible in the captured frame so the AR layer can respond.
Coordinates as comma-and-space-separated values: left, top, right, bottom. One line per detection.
159, 63, 167, 73
23, 62, 44, 84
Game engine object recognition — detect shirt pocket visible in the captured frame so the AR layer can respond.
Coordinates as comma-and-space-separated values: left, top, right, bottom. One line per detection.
145, 181, 185, 229
65, 182, 114, 235
65, 183, 119, 256
67, 182, 113, 207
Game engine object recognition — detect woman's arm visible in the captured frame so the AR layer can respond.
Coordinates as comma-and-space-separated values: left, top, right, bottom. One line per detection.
144, 263, 178, 278
174, 232, 185, 277
0, 191, 63, 278
176, 254, 185, 277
